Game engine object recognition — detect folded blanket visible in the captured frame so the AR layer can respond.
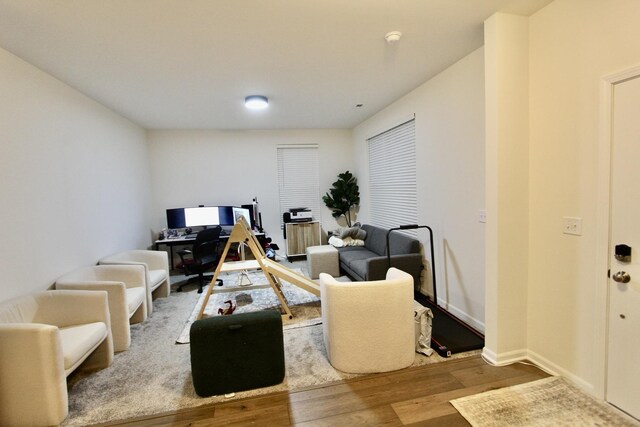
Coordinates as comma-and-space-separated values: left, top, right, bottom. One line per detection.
329, 235, 365, 248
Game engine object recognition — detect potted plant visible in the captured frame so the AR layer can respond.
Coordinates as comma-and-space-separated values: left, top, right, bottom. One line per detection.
322, 171, 360, 227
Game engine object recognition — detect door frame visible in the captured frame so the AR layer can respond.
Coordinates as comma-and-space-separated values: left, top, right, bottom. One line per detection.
596, 64, 640, 400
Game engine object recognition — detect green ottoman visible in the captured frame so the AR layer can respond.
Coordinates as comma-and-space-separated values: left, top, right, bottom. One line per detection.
190, 310, 285, 397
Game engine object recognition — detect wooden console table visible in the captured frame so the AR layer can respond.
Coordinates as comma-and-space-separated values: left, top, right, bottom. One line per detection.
285, 221, 321, 259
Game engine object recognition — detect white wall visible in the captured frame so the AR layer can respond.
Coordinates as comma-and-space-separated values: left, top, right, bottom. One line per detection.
0, 47, 151, 303
483, 13, 530, 364
352, 48, 486, 332
525, 0, 640, 396
147, 129, 353, 252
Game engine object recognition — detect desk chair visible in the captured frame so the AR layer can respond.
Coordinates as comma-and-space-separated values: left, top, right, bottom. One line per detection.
177, 226, 224, 293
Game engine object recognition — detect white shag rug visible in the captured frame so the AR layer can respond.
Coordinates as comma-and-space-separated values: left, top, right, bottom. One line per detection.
176, 268, 322, 344
61, 271, 478, 426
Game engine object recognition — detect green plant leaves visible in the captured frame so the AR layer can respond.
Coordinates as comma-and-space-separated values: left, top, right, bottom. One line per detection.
322, 171, 360, 227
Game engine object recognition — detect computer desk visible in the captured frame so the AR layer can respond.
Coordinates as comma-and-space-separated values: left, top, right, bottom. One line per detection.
155, 231, 266, 269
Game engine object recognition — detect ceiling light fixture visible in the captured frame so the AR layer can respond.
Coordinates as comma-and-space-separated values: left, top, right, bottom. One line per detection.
245, 95, 269, 110
384, 31, 402, 44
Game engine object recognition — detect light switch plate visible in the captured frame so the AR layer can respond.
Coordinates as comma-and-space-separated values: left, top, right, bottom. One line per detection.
563, 217, 582, 236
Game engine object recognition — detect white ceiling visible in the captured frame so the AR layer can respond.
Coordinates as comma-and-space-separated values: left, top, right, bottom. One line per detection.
0, 0, 553, 130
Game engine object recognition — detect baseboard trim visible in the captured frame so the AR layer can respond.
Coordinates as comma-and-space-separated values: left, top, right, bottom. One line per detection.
526, 349, 596, 396
481, 347, 598, 398
481, 347, 528, 366
436, 299, 485, 334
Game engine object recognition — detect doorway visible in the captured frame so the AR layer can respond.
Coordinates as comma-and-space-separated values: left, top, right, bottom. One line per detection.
604, 69, 640, 420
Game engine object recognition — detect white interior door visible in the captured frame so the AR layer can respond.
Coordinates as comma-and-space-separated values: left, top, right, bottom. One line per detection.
607, 75, 640, 420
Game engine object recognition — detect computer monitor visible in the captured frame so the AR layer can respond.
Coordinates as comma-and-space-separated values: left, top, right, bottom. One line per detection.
217, 206, 235, 226
166, 208, 186, 229
241, 204, 257, 229
233, 206, 252, 226
184, 206, 220, 227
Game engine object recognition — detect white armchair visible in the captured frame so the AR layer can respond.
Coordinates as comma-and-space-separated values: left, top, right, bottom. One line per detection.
0, 290, 113, 426
56, 264, 147, 352
319, 268, 415, 373
99, 250, 170, 314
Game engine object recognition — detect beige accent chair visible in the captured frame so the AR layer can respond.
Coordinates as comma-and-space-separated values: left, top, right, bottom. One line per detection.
99, 250, 170, 314
56, 264, 147, 352
319, 268, 415, 373
0, 290, 113, 426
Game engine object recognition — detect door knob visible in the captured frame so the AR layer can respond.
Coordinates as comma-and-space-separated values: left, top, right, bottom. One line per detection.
612, 271, 631, 283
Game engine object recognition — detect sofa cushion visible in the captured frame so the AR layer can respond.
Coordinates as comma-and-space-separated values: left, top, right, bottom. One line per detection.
388, 231, 421, 255
362, 224, 389, 255
338, 248, 379, 269
349, 258, 385, 281
59, 322, 108, 372
336, 245, 367, 254
361, 224, 421, 255
148, 269, 167, 291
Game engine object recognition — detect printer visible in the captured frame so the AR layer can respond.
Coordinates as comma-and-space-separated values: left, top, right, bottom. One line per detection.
283, 208, 313, 223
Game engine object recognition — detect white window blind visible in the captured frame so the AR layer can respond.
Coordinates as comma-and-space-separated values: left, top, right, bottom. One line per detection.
277, 145, 320, 230
367, 119, 417, 231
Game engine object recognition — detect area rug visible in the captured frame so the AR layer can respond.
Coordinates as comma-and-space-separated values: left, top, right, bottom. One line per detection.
61, 275, 479, 426
176, 268, 322, 343
450, 376, 638, 426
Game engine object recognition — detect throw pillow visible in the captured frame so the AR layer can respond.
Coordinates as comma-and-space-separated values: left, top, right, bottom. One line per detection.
342, 237, 365, 246
339, 226, 367, 241
328, 236, 345, 248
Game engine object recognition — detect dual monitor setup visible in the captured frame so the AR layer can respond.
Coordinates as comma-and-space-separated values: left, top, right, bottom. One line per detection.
166, 205, 257, 231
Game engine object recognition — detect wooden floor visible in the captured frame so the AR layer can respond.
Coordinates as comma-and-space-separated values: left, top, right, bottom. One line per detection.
99, 355, 549, 426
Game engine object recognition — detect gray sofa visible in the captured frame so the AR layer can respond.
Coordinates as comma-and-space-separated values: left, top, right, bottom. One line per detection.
336, 224, 423, 288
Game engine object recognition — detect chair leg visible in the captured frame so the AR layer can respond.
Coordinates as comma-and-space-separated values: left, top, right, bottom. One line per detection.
192, 274, 223, 293
177, 272, 195, 292
177, 276, 192, 292
198, 273, 204, 294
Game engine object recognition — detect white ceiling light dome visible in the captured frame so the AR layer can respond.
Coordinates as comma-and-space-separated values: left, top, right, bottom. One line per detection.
245, 95, 269, 110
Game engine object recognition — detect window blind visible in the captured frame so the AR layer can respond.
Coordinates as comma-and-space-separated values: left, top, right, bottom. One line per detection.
277, 145, 320, 230
367, 119, 417, 232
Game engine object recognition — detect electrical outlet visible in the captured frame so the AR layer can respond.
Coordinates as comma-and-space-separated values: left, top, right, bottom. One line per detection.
479, 210, 486, 223
563, 217, 582, 236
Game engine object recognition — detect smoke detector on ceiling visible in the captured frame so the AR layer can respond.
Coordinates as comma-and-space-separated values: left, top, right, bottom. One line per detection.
384, 31, 402, 44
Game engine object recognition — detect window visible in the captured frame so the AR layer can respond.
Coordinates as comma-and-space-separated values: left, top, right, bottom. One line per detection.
367, 119, 417, 231
277, 145, 320, 229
